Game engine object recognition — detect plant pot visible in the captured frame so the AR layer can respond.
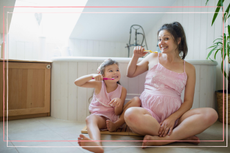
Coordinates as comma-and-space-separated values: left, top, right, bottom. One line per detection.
215, 90, 230, 124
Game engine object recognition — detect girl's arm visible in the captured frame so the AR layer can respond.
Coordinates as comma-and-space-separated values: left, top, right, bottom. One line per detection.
158, 62, 196, 137
127, 46, 149, 78
114, 87, 127, 115
74, 74, 102, 91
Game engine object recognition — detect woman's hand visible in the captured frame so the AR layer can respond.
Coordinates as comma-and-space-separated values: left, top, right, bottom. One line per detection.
92, 74, 103, 81
158, 117, 176, 137
109, 98, 122, 107
133, 46, 147, 58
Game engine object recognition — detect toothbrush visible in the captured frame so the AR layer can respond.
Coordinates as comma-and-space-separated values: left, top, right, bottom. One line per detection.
92, 77, 114, 80
144, 50, 158, 53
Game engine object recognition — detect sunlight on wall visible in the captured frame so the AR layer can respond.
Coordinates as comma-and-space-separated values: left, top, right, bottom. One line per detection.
8, 0, 88, 60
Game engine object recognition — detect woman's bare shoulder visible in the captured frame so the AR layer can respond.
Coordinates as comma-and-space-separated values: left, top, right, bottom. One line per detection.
142, 52, 158, 70
145, 52, 158, 61
137, 52, 158, 66
185, 61, 195, 76
185, 61, 195, 69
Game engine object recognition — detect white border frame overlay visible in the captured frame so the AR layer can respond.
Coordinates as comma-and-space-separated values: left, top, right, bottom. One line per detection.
2, 5, 228, 148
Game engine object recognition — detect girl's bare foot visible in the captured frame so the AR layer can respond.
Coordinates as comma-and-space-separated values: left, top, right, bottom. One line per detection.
106, 120, 118, 132
142, 135, 200, 148
78, 134, 104, 153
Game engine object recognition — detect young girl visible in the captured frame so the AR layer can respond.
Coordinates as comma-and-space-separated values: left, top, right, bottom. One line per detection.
75, 59, 127, 153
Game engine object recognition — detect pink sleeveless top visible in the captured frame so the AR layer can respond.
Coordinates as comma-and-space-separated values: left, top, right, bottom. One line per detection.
89, 81, 122, 122
140, 54, 187, 123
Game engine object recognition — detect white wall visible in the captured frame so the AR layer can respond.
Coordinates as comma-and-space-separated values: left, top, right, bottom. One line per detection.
146, 0, 228, 90
0, 33, 2, 58
68, 39, 128, 57
0, 33, 2, 43
7, 34, 129, 61
146, 0, 220, 60
7, 38, 129, 61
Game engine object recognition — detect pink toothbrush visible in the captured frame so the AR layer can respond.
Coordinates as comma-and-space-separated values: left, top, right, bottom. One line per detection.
92, 77, 114, 80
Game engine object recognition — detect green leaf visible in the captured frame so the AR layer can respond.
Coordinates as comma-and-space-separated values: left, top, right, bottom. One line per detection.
212, 8, 221, 26
214, 49, 220, 59
219, 0, 225, 7
227, 45, 230, 62
221, 60, 228, 79
205, 0, 210, 6
223, 47, 226, 60
214, 37, 223, 41
207, 45, 216, 49
224, 13, 229, 22
224, 34, 226, 56
220, 44, 223, 58
225, 3, 230, 14
228, 35, 230, 41
224, 3, 230, 22
214, 41, 222, 45
213, 37, 223, 42
208, 58, 215, 62
211, 0, 225, 26
228, 25, 230, 37
206, 46, 218, 59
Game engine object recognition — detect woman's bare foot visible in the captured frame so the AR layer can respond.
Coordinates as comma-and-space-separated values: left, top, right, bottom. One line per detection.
181, 135, 200, 145
106, 120, 118, 132
142, 135, 169, 148
142, 135, 200, 148
78, 134, 104, 153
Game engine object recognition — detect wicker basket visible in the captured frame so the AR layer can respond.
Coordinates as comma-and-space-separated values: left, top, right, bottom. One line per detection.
215, 90, 230, 124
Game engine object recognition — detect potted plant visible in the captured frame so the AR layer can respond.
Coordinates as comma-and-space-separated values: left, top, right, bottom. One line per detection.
205, 0, 230, 124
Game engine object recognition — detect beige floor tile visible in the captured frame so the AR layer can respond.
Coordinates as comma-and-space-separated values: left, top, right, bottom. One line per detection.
35, 117, 82, 129
7, 119, 47, 135
0, 136, 19, 153
8, 128, 73, 147
50, 124, 84, 140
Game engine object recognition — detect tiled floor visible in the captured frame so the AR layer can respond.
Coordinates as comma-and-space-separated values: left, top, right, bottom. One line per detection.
0, 117, 229, 153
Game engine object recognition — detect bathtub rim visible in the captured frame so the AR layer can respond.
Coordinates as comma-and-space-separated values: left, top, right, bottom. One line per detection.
52, 56, 218, 66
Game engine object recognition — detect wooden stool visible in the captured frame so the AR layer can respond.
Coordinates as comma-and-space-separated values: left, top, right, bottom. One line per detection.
81, 124, 142, 136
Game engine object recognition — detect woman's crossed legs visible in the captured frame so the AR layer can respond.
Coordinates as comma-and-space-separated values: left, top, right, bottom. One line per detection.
124, 106, 161, 136
124, 103, 218, 148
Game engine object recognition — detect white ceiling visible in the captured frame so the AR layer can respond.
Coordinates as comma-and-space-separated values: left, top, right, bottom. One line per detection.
69, 0, 177, 42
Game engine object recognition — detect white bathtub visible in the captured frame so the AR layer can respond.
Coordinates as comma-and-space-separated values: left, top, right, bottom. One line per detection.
51, 57, 217, 122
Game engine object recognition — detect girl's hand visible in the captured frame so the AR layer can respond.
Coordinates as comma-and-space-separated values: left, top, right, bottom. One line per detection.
133, 46, 147, 58
92, 74, 103, 81
158, 117, 176, 137
109, 98, 122, 107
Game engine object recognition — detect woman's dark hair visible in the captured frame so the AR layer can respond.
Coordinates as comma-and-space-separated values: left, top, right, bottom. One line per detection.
157, 22, 188, 59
